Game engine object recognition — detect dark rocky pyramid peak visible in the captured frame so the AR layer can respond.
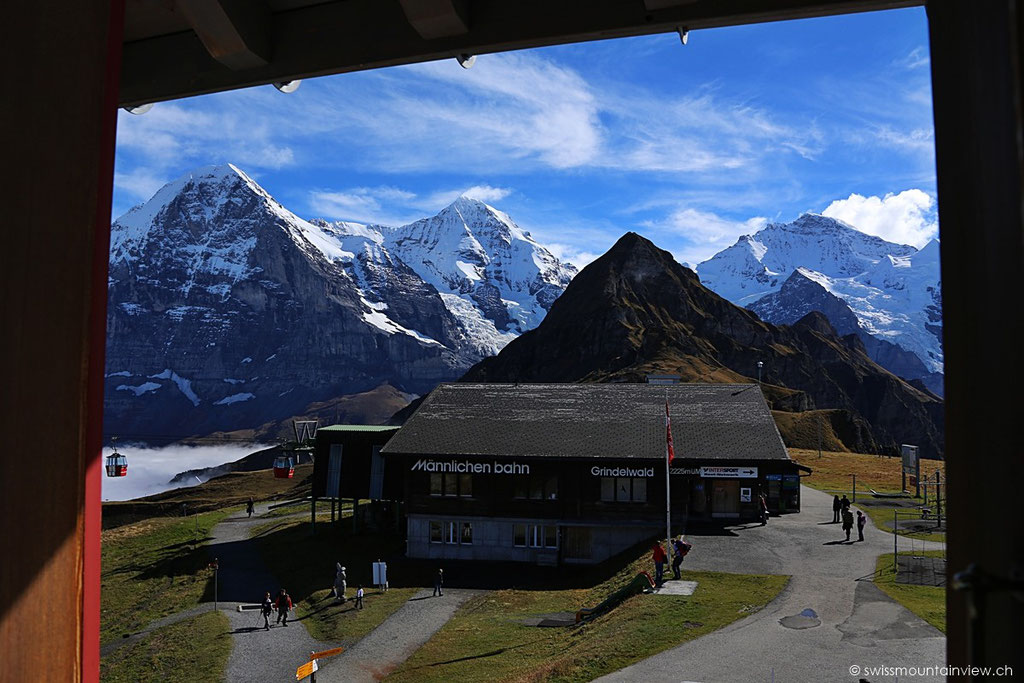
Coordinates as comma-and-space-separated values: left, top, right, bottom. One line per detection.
793, 310, 839, 336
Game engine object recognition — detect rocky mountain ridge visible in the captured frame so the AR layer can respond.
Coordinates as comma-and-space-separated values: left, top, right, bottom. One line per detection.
104, 164, 573, 440
464, 232, 944, 458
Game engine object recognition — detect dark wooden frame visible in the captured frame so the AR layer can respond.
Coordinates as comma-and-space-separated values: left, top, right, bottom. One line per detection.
2, 1, 1020, 680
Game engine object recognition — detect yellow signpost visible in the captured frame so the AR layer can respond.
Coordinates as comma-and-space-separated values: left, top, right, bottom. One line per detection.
296, 659, 318, 681
309, 646, 345, 661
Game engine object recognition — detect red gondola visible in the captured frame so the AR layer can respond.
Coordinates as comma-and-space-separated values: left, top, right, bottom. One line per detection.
273, 455, 294, 479
105, 448, 128, 477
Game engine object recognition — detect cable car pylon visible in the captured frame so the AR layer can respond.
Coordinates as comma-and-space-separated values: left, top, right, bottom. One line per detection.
273, 419, 318, 479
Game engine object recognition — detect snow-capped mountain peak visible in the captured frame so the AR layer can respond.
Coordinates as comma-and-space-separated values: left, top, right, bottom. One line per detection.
698, 212, 942, 376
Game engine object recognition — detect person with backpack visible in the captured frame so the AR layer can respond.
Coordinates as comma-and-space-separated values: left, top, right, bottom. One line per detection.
260, 591, 273, 630
246, 497, 255, 518
651, 541, 668, 584
275, 589, 292, 626
671, 537, 692, 580
842, 508, 854, 542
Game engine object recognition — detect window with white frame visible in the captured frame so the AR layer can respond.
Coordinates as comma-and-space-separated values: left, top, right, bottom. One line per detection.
512, 523, 558, 548
429, 520, 472, 545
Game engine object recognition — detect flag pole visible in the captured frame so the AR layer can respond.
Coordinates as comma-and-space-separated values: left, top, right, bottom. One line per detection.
665, 395, 672, 549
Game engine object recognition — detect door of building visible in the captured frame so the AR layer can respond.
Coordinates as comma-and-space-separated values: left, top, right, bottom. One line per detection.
711, 479, 740, 518
690, 479, 707, 514
563, 527, 592, 561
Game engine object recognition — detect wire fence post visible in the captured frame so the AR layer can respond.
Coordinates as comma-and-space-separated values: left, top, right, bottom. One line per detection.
893, 510, 898, 573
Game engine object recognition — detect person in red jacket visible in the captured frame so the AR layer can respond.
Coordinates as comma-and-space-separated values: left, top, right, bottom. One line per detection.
275, 589, 292, 626
651, 542, 668, 584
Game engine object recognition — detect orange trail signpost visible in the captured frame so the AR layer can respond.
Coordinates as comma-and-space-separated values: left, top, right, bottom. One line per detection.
296, 659, 318, 681
310, 647, 344, 661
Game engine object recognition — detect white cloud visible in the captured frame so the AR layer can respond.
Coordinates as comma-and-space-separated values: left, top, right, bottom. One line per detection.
895, 46, 930, 70
545, 242, 602, 270
423, 185, 513, 209
308, 186, 418, 224
822, 189, 937, 247
645, 208, 767, 265
874, 126, 934, 155
113, 168, 168, 203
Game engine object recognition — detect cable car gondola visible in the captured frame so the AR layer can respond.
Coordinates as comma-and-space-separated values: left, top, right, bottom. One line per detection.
273, 455, 294, 479
105, 441, 128, 478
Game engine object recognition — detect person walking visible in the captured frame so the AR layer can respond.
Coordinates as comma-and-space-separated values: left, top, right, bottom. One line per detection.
246, 497, 255, 518
433, 568, 444, 597
275, 589, 292, 626
832, 495, 841, 523
842, 508, 854, 542
651, 541, 668, 584
671, 537, 692, 580
355, 586, 364, 610
759, 493, 770, 526
856, 510, 867, 542
260, 591, 273, 630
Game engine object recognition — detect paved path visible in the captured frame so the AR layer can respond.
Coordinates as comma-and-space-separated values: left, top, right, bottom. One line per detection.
317, 588, 482, 682
597, 486, 946, 683
206, 505, 329, 683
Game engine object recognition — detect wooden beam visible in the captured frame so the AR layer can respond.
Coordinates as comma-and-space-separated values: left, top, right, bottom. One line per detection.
927, 0, 1024, 678
0, 2, 122, 682
399, 0, 470, 39
175, 0, 270, 70
644, 0, 700, 10
121, 0, 920, 106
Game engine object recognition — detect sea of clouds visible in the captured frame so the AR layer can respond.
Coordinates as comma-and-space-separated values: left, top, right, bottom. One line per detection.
100, 443, 269, 501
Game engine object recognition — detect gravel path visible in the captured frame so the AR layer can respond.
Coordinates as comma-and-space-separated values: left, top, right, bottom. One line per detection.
207, 505, 331, 683
596, 485, 946, 683
316, 588, 482, 682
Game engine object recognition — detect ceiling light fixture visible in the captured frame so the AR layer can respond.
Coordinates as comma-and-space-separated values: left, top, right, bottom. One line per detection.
274, 80, 302, 93
123, 103, 155, 115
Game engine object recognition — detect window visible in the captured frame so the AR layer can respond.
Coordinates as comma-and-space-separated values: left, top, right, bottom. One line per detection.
512, 523, 558, 549
514, 474, 558, 500
632, 477, 647, 503
429, 520, 471, 545
428, 473, 472, 497
616, 477, 631, 502
601, 477, 648, 503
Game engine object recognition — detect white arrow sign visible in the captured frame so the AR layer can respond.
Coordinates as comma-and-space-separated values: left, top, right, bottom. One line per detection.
700, 466, 758, 478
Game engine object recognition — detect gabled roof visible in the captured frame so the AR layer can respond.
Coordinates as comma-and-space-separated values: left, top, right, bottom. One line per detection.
382, 383, 790, 461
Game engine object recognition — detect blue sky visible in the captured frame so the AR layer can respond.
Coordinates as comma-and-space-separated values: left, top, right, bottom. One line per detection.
113, 7, 936, 268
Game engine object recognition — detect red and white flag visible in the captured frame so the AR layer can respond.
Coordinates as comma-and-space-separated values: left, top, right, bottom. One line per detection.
665, 400, 675, 465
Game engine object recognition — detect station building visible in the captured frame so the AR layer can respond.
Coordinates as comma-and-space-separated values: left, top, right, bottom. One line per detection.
380, 383, 808, 565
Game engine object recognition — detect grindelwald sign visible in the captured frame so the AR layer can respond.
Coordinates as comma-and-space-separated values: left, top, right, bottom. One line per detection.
411, 459, 530, 475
